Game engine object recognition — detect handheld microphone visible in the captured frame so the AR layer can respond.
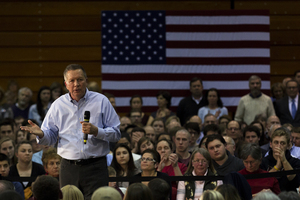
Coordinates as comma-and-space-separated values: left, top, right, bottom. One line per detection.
83, 111, 90, 144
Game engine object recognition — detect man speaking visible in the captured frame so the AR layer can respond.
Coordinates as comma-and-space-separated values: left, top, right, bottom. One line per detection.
21, 64, 121, 200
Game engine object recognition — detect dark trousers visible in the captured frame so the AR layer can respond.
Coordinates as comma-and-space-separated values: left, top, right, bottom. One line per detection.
60, 157, 108, 200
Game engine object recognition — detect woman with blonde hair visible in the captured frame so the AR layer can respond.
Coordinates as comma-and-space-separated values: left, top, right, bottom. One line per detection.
200, 190, 224, 200
61, 185, 84, 200
177, 148, 222, 200
0, 137, 16, 166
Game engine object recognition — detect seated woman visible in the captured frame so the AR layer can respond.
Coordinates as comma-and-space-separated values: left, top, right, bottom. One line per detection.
134, 137, 155, 170
177, 148, 222, 200
156, 139, 187, 188
198, 88, 228, 123
9, 141, 45, 200
132, 149, 169, 186
28, 86, 52, 126
111, 143, 141, 188
147, 91, 175, 126
238, 143, 280, 196
125, 183, 153, 200
0, 137, 16, 166
41, 147, 61, 179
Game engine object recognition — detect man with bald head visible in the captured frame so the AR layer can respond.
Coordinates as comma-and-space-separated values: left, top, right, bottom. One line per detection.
144, 125, 156, 142
262, 115, 281, 144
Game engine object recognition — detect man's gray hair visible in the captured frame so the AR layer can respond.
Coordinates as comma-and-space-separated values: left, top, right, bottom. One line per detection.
249, 75, 261, 83
253, 191, 280, 200
18, 87, 33, 97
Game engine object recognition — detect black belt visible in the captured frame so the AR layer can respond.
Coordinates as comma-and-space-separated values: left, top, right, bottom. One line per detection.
64, 156, 105, 166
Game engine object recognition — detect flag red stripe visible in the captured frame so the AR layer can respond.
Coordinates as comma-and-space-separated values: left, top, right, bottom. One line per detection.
166, 41, 270, 48
166, 25, 270, 32
166, 58, 270, 65
102, 73, 270, 81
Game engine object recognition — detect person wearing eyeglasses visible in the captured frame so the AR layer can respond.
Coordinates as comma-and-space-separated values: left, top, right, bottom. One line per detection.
177, 148, 222, 200
275, 79, 300, 127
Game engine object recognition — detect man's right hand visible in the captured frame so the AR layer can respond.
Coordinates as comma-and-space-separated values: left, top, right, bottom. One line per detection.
20, 120, 44, 138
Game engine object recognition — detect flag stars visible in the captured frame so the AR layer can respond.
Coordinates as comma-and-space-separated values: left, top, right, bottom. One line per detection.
131, 30, 135, 33
125, 57, 129, 60
148, 56, 152, 60
131, 19, 135, 22
119, 51, 123, 55
114, 46, 118, 50
103, 46, 106, 49
125, 13, 128, 17
125, 46, 129, 50
147, 12, 151, 16
114, 35, 118, 39
102, 24, 106, 28
142, 29, 146, 33
136, 24, 140, 28
113, 13, 117, 17
142, 40, 146, 44
131, 51, 135, 55
148, 24, 152, 27
103, 57, 106, 60
119, 29, 123, 33
153, 18, 157, 22
142, 18, 146, 22
103, 35, 106, 39
159, 35, 163, 38
142, 51, 146, 55
136, 35, 140, 39
119, 18, 123, 22
114, 24, 118, 28
108, 18, 112, 22
108, 51, 112, 55
136, 46, 140, 50
153, 40, 157, 44
119, 40, 123, 44
137, 57, 140, 60
125, 35, 129, 39
153, 29, 157, 33
136, 13, 140, 17
159, 57, 163, 60
148, 45, 152, 49
159, 46, 163, 49
131, 40, 135, 44
148, 35, 152, 38
102, 13, 106, 17
108, 29, 112, 33
114, 57, 118, 60
153, 51, 157, 55
108, 40, 112, 44
125, 24, 129, 28
159, 24, 163, 27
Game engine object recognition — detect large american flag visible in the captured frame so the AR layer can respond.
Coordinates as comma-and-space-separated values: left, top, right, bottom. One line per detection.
101, 10, 270, 113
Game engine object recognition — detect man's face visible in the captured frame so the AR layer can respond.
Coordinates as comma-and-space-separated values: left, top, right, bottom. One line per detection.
144, 126, 156, 142
187, 128, 199, 145
190, 80, 203, 98
0, 125, 14, 140
204, 116, 217, 127
249, 78, 261, 96
270, 136, 288, 152
0, 160, 9, 177
207, 139, 227, 161
175, 131, 190, 153
18, 90, 31, 106
64, 69, 87, 101
267, 116, 280, 131
245, 131, 260, 144
291, 132, 300, 147
120, 117, 131, 132
130, 112, 142, 124
295, 72, 300, 85
286, 81, 299, 99
226, 121, 240, 137
188, 116, 202, 130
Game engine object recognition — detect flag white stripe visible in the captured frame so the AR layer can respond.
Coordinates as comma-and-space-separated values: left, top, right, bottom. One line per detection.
115, 97, 241, 107
166, 16, 270, 25
102, 81, 270, 90
166, 48, 270, 58
166, 32, 270, 41
102, 65, 270, 74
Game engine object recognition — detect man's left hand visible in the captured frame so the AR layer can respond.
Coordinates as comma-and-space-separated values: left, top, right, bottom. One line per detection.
80, 122, 98, 137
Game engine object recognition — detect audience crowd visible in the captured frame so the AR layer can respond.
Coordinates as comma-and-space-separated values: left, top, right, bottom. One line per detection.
1, 72, 300, 200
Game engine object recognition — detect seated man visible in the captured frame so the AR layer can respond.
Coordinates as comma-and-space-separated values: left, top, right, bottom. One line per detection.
261, 127, 300, 192
0, 153, 24, 198
206, 134, 244, 176
32, 175, 61, 200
